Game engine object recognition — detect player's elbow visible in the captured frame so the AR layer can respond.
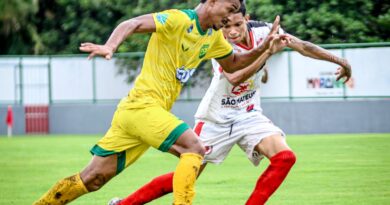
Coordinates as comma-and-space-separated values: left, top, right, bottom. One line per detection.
226, 75, 242, 86
125, 19, 142, 30
118, 18, 144, 35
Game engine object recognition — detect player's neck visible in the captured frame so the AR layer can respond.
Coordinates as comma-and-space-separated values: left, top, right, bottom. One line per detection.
239, 31, 251, 48
195, 4, 211, 31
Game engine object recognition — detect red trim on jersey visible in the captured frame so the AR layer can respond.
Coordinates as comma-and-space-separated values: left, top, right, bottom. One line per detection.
218, 66, 223, 73
194, 121, 205, 136
236, 30, 254, 50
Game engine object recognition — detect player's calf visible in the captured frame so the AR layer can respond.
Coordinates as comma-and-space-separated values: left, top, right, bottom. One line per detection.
80, 155, 117, 191
246, 150, 296, 205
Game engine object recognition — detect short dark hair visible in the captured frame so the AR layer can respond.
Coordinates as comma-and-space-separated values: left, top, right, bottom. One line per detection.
236, 1, 246, 16
201, 0, 244, 4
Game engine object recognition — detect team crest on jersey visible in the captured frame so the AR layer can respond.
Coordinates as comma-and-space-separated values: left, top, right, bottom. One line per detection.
156, 13, 168, 25
199, 44, 210, 59
231, 79, 255, 96
176, 66, 196, 84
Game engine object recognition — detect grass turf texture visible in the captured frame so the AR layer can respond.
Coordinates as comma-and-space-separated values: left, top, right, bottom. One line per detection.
0, 134, 389, 205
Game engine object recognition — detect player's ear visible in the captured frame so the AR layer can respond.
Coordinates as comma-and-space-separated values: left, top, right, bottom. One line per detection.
245, 14, 250, 21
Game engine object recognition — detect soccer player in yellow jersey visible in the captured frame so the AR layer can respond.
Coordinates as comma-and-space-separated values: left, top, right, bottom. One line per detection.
33, 0, 290, 204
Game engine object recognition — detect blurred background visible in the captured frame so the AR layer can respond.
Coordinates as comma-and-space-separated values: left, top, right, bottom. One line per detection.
1, 0, 390, 135
1, 1, 390, 205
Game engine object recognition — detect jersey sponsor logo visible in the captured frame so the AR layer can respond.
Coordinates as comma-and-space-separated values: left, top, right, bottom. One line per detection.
176, 66, 196, 84
199, 44, 210, 58
221, 79, 257, 108
187, 24, 194, 33
221, 90, 256, 106
207, 28, 213, 36
156, 13, 168, 25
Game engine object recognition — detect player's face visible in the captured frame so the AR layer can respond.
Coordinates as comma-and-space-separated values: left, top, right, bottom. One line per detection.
208, 0, 241, 30
223, 12, 248, 44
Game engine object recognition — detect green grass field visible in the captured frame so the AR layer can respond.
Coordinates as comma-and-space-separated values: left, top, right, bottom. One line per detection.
1, 134, 390, 205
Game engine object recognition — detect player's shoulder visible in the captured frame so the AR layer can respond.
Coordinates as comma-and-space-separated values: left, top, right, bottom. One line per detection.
156, 9, 192, 22
247, 20, 271, 29
248, 20, 285, 34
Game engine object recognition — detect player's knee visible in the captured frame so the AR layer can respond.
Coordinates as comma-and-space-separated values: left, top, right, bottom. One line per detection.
193, 143, 206, 156
187, 138, 206, 156
175, 137, 205, 156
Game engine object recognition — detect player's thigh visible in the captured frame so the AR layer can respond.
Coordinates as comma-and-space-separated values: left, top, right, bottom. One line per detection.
91, 110, 150, 174
195, 120, 237, 164
120, 106, 192, 153
255, 133, 291, 159
237, 115, 288, 164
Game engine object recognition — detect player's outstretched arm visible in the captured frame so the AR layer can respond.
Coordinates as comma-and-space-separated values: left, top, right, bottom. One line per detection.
217, 16, 284, 73
286, 35, 352, 82
79, 14, 156, 60
223, 51, 271, 86
223, 35, 289, 86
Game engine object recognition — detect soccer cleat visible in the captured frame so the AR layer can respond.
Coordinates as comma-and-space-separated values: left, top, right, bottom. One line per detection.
108, 197, 122, 205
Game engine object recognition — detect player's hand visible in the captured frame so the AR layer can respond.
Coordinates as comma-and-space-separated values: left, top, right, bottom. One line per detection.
262, 16, 280, 50
269, 15, 280, 36
335, 59, 352, 83
267, 34, 291, 54
79, 43, 114, 60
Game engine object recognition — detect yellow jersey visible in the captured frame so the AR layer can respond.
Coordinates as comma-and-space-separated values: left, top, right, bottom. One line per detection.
119, 9, 233, 111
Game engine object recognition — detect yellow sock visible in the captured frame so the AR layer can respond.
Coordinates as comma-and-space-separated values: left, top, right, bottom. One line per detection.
173, 153, 203, 205
33, 173, 88, 205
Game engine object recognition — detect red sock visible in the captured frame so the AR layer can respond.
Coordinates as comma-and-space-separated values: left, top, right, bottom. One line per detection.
119, 172, 174, 205
246, 150, 296, 205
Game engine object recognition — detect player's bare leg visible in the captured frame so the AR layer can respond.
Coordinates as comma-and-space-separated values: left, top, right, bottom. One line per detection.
80, 154, 118, 191
34, 154, 117, 205
246, 134, 296, 205
167, 129, 205, 205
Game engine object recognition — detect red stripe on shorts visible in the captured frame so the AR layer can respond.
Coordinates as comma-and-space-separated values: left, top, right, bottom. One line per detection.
194, 121, 205, 136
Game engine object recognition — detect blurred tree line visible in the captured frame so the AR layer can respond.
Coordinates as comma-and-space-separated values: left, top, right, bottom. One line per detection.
1, 0, 389, 55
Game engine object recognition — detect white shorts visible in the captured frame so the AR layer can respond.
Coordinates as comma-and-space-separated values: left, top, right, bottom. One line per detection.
194, 114, 285, 166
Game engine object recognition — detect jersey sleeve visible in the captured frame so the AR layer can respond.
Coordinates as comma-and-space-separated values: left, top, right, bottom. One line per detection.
153, 9, 186, 38
207, 30, 233, 60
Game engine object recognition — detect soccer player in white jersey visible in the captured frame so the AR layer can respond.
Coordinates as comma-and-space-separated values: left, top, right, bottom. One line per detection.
109, 4, 352, 205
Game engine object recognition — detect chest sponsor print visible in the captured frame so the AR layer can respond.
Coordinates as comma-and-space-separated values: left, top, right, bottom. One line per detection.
176, 66, 196, 84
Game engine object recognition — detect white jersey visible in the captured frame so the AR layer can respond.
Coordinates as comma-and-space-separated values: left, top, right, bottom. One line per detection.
195, 21, 283, 124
